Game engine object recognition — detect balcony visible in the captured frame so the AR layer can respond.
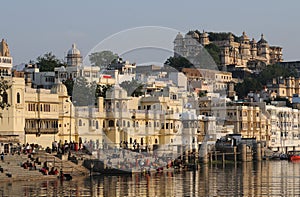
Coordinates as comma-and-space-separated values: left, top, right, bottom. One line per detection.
25, 128, 58, 135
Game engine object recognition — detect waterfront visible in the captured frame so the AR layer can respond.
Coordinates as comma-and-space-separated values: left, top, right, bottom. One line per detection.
0, 160, 300, 196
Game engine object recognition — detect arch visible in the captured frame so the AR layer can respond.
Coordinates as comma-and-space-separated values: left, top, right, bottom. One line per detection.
79, 119, 82, 126
108, 120, 114, 127
17, 92, 21, 103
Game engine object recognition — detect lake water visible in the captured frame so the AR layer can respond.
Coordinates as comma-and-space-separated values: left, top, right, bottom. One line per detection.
1, 160, 300, 196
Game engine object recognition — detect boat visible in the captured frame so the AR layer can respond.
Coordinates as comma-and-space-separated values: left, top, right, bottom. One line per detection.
287, 151, 300, 161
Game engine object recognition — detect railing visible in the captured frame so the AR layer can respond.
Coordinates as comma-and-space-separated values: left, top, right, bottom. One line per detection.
24, 128, 58, 134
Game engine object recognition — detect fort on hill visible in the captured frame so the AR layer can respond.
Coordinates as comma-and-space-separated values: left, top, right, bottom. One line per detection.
174, 30, 283, 69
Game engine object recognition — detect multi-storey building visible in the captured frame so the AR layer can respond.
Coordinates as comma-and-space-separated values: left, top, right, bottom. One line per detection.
198, 94, 268, 143
266, 76, 300, 101
0, 40, 76, 149
182, 68, 234, 94
174, 31, 283, 67
265, 104, 300, 152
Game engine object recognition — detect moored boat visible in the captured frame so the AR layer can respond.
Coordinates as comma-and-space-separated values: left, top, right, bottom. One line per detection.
288, 151, 300, 161
289, 155, 300, 161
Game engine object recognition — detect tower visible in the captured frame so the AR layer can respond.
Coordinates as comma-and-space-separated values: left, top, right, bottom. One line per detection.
257, 34, 270, 63
200, 30, 210, 46
0, 39, 13, 76
66, 43, 82, 67
250, 38, 257, 59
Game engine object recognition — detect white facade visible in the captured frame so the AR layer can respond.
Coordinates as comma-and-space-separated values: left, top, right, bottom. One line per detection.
266, 105, 300, 152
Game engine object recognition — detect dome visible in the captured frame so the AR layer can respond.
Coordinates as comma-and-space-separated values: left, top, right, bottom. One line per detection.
192, 32, 199, 39
67, 43, 81, 56
201, 30, 208, 38
175, 32, 183, 40
258, 34, 268, 44
51, 82, 68, 97
240, 32, 249, 42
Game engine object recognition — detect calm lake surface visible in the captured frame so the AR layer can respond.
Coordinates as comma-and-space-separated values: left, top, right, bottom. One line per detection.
1, 160, 300, 196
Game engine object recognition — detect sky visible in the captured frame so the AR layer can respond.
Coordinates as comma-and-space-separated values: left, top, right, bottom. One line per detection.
2, 0, 300, 65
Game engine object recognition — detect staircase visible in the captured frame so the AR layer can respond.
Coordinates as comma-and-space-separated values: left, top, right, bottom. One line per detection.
0, 151, 89, 182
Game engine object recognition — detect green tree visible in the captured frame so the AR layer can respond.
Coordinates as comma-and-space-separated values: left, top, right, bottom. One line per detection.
89, 50, 119, 69
72, 77, 94, 106
95, 84, 112, 98
120, 80, 144, 97
62, 78, 74, 97
204, 43, 221, 65
164, 56, 194, 72
257, 64, 297, 85
235, 64, 296, 98
36, 52, 65, 72
235, 78, 262, 98
0, 77, 11, 109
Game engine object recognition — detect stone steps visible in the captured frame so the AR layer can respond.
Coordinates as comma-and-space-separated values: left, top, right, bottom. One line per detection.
0, 151, 89, 182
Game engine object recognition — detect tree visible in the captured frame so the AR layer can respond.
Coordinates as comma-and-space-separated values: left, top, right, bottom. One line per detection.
72, 77, 94, 106
204, 43, 221, 65
36, 52, 66, 72
120, 80, 144, 97
235, 78, 262, 98
89, 50, 119, 69
235, 64, 296, 99
95, 84, 112, 98
164, 56, 194, 72
0, 78, 11, 109
62, 78, 74, 97
257, 64, 297, 85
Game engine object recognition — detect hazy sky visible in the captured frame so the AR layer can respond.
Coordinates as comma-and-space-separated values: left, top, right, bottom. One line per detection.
2, 0, 300, 65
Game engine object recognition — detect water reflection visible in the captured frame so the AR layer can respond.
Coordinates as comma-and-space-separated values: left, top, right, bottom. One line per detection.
1, 161, 300, 196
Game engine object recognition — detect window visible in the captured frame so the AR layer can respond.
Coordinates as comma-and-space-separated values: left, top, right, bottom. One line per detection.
44, 104, 50, 112
17, 93, 20, 103
108, 120, 114, 127
84, 71, 90, 77
79, 119, 82, 126
2, 92, 8, 104
96, 121, 99, 129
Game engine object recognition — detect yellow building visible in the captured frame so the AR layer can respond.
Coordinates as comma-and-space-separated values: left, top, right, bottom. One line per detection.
0, 40, 76, 149
174, 31, 283, 67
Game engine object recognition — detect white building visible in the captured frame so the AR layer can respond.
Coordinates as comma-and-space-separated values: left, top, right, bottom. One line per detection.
266, 105, 300, 152
55, 43, 100, 83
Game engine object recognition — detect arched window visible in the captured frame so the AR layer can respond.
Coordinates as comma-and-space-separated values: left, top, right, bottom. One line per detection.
108, 120, 114, 127
17, 92, 20, 103
96, 121, 99, 129
79, 119, 82, 126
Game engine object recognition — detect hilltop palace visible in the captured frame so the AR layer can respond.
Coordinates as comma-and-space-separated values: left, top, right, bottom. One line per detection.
174, 31, 283, 68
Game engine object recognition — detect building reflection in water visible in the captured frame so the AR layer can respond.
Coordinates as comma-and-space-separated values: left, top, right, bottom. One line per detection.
0, 161, 300, 196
